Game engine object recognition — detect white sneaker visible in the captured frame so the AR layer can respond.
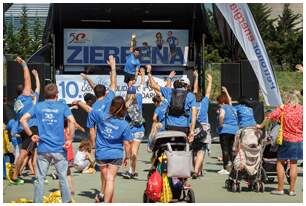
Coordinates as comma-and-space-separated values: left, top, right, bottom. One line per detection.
217, 169, 229, 175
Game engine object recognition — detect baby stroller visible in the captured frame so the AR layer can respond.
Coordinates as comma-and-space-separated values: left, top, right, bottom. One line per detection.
143, 131, 195, 203
225, 127, 265, 192
261, 124, 290, 184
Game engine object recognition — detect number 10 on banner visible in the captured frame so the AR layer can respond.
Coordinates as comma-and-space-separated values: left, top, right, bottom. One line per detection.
58, 80, 81, 100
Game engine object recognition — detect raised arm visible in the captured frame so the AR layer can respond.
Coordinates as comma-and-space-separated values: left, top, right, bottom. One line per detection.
193, 70, 199, 94
205, 73, 212, 98
140, 67, 145, 85
71, 100, 93, 113
32, 69, 40, 94
221, 86, 232, 105
16, 56, 31, 96
80, 73, 96, 91
107, 55, 117, 92
146, 65, 161, 92
165, 71, 176, 88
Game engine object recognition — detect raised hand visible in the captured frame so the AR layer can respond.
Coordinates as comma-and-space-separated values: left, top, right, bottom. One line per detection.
80, 73, 88, 80
107, 55, 116, 68
31, 134, 39, 143
221, 86, 227, 92
169, 71, 176, 78
15, 56, 26, 65
206, 73, 212, 82
140, 67, 145, 76
146, 64, 152, 73
32, 69, 38, 77
193, 70, 198, 78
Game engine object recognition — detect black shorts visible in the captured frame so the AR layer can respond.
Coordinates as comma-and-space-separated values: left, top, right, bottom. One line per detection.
124, 72, 135, 84
166, 125, 189, 135
96, 159, 123, 166
20, 126, 38, 152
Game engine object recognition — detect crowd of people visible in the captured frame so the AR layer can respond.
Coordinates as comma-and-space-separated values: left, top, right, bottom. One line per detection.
3, 44, 303, 203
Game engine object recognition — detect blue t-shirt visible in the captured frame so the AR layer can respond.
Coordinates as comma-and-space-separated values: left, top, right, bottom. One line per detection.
12, 92, 39, 134
28, 100, 72, 153
160, 87, 196, 128
124, 53, 141, 75
234, 104, 256, 128
129, 93, 145, 133
167, 36, 177, 49
154, 99, 169, 131
93, 112, 133, 160
217, 104, 239, 135
87, 90, 115, 128
196, 96, 209, 124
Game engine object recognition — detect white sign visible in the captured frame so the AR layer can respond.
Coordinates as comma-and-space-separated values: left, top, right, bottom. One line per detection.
64, 29, 189, 67
55, 74, 187, 104
215, 3, 282, 106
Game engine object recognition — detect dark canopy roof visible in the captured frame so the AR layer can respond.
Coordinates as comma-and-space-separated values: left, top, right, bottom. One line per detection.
43, 3, 211, 44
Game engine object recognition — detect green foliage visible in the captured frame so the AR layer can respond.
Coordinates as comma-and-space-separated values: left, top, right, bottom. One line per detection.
4, 17, 17, 55
16, 5, 31, 59
204, 4, 302, 69
4, 5, 44, 59
30, 15, 43, 54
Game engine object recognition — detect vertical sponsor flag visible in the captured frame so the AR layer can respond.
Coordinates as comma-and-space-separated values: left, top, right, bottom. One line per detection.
215, 3, 282, 106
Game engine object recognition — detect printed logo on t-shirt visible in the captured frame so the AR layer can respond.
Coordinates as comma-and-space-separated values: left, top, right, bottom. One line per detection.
42, 108, 59, 125
14, 99, 24, 113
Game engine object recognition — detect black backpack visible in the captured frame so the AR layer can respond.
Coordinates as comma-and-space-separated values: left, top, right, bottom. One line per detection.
168, 89, 188, 117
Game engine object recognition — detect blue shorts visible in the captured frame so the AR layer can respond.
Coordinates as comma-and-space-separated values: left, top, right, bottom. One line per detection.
277, 140, 303, 160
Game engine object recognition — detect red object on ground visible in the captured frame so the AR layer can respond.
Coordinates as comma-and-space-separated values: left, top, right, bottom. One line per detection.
145, 169, 162, 201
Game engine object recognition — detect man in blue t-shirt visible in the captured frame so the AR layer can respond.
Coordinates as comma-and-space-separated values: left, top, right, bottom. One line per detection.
11, 57, 41, 185
124, 47, 141, 87
147, 65, 197, 142
166, 31, 179, 63
20, 83, 76, 203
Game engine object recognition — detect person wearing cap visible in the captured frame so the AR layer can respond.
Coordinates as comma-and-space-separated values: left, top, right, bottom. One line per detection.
121, 68, 145, 179
124, 46, 141, 87
147, 65, 197, 142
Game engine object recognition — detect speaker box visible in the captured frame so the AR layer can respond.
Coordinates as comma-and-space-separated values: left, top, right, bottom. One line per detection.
221, 63, 241, 101
241, 60, 259, 100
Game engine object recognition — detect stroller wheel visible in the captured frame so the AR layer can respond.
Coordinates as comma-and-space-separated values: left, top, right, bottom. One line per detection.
236, 183, 241, 193
231, 182, 237, 193
185, 189, 195, 203
254, 182, 260, 193
267, 177, 275, 183
225, 179, 230, 190
259, 182, 265, 193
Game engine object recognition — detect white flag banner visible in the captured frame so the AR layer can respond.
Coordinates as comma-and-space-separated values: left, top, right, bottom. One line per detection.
55, 74, 187, 104
215, 3, 282, 106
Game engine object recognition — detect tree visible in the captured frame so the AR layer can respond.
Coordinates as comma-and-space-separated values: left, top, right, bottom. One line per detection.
16, 5, 31, 59
277, 3, 302, 33
248, 3, 277, 42
30, 14, 43, 54
4, 16, 18, 55
273, 3, 303, 69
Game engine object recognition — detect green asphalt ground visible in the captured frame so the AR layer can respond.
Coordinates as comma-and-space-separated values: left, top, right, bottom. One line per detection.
3, 143, 303, 203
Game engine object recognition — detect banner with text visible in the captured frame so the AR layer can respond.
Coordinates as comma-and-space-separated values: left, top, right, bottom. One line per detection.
64, 29, 189, 68
215, 3, 282, 106
55, 75, 187, 104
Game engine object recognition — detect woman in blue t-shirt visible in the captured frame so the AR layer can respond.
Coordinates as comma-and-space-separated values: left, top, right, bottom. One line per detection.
216, 87, 239, 175
122, 68, 145, 179
94, 96, 133, 203
234, 96, 256, 128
